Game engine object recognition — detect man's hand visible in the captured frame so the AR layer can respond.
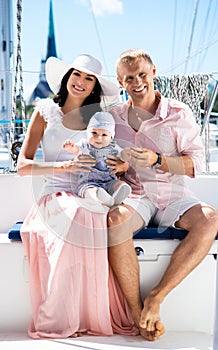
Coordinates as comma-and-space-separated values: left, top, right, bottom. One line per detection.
106, 155, 129, 174
128, 147, 157, 167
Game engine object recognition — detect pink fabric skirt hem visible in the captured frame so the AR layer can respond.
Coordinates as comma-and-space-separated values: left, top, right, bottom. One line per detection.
21, 192, 139, 339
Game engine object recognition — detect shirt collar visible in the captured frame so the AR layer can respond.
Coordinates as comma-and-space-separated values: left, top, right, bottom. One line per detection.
154, 91, 168, 120
119, 90, 169, 121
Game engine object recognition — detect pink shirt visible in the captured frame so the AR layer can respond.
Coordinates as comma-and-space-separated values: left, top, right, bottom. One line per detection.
110, 92, 204, 210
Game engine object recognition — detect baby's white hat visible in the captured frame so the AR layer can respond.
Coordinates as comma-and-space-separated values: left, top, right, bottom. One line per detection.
87, 112, 115, 137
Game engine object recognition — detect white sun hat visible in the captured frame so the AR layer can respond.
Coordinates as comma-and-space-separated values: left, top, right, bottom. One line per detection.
87, 112, 115, 138
45, 54, 119, 104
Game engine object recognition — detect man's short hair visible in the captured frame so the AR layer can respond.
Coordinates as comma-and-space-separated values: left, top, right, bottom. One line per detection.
116, 49, 154, 77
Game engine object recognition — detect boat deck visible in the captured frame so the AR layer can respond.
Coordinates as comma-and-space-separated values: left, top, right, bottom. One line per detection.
0, 331, 213, 350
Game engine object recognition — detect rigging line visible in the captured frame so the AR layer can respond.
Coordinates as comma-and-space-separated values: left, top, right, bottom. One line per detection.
210, 0, 218, 36
88, 0, 109, 77
197, 0, 218, 70
11, 0, 26, 135
9, 0, 26, 171
184, 0, 200, 74
196, 0, 212, 70
0, 68, 39, 74
162, 35, 218, 74
171, 0, 177, 70
197, 0, 216, 71
0, 68, 117, 79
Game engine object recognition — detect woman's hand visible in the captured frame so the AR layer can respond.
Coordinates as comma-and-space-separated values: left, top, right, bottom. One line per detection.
60, 155, 96, 173
106, 155, 129, 175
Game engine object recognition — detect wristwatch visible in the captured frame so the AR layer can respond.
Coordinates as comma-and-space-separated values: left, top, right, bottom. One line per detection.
152, 152, 162, 169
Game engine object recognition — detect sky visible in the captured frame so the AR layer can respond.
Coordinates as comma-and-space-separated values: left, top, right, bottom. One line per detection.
12, 0, 218, 100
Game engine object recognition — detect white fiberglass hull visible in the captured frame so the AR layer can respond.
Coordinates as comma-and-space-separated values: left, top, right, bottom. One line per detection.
0, 173, 217, 349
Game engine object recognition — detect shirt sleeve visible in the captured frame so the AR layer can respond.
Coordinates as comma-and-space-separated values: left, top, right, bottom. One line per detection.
113, 143, 123, 155
174, 104, 205, 177
76, 139, 90, 156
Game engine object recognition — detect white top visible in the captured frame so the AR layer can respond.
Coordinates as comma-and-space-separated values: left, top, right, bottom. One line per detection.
37, 98, 87, 196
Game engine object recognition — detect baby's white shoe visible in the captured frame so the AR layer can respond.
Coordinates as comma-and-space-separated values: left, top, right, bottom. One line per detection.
97, 188, 114, 207
112, 183, 131, 205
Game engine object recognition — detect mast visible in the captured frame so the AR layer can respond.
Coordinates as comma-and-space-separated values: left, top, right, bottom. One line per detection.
0, 0, 13, 121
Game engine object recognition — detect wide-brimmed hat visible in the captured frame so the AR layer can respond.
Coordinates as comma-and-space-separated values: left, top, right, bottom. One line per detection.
45, 54, 119, 104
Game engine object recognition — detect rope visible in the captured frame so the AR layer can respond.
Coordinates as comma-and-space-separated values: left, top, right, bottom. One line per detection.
154, 73, 211, 125
184, 0, 200, 74
10, 0, 26, 152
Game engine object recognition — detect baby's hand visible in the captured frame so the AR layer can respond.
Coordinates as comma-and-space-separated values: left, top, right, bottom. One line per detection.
63, 140, 78, 155
63, 140, 74, 148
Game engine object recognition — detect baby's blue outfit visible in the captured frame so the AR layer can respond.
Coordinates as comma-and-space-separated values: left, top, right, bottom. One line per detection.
75, 139, 121, 197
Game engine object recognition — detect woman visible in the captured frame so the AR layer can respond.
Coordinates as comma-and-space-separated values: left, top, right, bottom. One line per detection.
17, 54, 138, 338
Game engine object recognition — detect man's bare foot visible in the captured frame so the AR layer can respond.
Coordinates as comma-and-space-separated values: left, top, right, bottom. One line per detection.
139, 321, 165, 341
131, 304, 165, 341
138, 295, 165, 341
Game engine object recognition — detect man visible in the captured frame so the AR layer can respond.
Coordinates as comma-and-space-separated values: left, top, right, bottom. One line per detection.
108, 49, 218, 341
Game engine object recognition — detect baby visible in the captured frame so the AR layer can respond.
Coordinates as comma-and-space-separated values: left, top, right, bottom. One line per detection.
63, 112, 131, 207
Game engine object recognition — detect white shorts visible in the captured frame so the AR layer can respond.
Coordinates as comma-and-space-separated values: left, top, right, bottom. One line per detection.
123, 196, 202, 229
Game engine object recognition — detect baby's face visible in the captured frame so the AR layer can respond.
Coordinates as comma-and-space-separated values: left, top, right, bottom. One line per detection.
87, 128, 112, 148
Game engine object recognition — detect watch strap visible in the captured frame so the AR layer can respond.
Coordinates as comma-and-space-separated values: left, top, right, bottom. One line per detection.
152, 152, 162, 168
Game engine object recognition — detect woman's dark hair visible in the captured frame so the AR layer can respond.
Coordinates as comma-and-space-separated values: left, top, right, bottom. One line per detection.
53, 68, 102, 124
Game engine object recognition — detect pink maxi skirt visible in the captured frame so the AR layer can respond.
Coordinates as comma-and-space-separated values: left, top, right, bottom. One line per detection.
21, 191, 139, 339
